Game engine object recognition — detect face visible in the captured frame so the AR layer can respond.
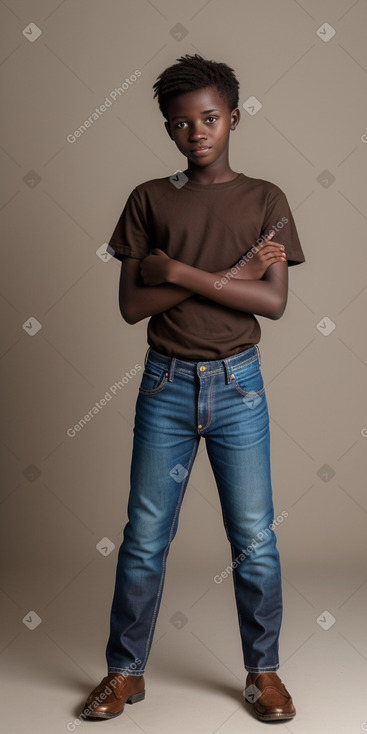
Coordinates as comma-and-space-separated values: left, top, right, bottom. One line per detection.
164, 86, 240, 168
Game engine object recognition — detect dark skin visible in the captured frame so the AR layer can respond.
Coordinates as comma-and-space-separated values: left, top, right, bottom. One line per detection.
119, 86, 288, 325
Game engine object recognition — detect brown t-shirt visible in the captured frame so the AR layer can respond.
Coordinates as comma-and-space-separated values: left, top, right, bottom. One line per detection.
107, 172, 305, 360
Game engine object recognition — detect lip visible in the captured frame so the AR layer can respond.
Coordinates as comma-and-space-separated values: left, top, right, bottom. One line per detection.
191, 146, 211, 155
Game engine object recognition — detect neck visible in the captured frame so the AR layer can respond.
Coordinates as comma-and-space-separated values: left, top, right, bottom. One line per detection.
185, 158, 238, 185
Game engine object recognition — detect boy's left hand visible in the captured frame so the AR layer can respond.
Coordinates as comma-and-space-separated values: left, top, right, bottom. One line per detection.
140, 248, 171, 286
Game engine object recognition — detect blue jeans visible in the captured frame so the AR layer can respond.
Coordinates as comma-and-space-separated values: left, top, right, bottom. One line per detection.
106, 345, 283, 675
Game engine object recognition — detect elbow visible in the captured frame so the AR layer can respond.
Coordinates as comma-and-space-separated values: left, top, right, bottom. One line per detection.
271, 310, 283, 321
271, 305, 286, 321
119, 303, 140, 325
260, 265, 288, 319
122, 313, 137, 325
267, 294, 288, 320
119, 290, 144, 323
122, 313, 140, 325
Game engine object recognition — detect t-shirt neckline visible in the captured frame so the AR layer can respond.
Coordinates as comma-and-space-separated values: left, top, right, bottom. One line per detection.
176, 172, 247, 191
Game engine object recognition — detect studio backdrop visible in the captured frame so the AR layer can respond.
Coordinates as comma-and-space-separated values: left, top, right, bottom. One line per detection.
1, 1, 367, 732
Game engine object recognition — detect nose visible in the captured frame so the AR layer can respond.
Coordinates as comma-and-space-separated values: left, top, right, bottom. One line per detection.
188, 123, 207, 141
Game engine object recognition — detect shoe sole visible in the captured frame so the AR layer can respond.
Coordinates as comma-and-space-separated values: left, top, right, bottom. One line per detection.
83, 690, 145, 719
254, 709, 296, 721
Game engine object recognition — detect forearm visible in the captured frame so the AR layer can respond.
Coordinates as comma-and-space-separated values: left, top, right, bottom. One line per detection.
126, 264, 260, 323
167, 261, 287, 319
121, 281, 194, 324
123, 261, 253, 324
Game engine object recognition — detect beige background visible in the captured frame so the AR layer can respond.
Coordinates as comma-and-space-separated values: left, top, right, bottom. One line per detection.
1, 1, 367, 732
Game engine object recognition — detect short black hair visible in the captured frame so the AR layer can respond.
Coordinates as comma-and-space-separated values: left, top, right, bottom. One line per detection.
153, 53, 240, 119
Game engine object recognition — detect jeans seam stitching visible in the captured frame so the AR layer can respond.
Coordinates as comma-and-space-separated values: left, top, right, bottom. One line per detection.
141, 438, 199, 669
198, 374, 214, 431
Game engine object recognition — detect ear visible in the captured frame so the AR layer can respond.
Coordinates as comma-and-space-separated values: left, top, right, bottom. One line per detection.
230, 108, 241, 131
164, 120, 174, 140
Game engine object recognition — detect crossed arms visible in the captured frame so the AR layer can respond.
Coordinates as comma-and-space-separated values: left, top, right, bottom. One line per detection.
118, 236, 288, 325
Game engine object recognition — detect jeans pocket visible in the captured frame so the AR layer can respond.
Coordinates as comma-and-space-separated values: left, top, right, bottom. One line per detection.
138, 365, 168, 395
230, 360, 266, 398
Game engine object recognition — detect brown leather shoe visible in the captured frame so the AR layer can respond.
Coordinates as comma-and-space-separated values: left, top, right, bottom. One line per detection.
245, 672, 296, 721
81, 673, 145, 719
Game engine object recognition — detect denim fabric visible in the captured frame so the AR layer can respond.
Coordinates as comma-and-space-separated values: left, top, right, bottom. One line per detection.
106, 345, 282, 675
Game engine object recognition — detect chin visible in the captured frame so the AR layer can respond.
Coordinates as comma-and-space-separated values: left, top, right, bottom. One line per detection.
189, 155, 215, 165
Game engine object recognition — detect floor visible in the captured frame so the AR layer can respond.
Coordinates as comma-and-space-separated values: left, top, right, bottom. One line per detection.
2, 566, 367, 734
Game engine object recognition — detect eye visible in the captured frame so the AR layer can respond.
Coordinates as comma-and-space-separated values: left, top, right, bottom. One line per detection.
176, 121, 188, 129
206, 116, 217, 123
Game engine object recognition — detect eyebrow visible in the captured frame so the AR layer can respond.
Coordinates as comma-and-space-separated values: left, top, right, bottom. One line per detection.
171, 108, 220, 121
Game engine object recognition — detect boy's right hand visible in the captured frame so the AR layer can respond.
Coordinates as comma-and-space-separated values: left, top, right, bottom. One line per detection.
227, 232, 287, 281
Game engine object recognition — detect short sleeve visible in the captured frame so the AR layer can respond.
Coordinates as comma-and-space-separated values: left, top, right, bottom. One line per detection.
261, 188, 305, 267
106, 187, 151, 262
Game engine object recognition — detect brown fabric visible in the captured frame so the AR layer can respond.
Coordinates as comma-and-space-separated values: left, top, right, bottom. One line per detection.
107, 173, 305, 360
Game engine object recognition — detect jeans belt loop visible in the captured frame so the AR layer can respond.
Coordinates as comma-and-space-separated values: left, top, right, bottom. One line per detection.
221, 358, 231, 384
144, 347, 151, 367
168, 356, 176, 382
255, 343, 261, 366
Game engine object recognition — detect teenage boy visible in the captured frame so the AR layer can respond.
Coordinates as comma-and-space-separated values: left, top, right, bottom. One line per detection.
82, 54, 305, 723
